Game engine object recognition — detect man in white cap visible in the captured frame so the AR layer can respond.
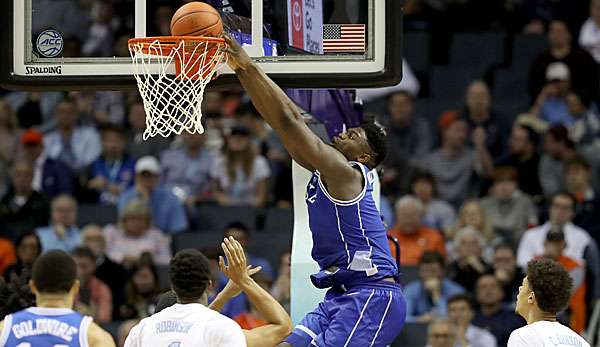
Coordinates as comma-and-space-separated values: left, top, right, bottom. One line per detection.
118, 156, 189, 234
530, 62, 575, 125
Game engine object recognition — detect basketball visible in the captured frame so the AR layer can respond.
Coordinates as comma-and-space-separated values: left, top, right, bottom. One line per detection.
170, 2, 223, 37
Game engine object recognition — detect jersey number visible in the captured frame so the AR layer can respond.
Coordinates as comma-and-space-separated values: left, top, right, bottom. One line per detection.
17, 344, 68, 347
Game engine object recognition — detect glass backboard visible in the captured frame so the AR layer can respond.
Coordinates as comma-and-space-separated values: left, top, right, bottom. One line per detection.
1, 0, 402, 90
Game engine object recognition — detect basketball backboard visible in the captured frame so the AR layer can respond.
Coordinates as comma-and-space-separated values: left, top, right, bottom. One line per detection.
1, 0, 402, 91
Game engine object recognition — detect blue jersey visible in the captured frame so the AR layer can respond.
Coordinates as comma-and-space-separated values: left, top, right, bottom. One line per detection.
0, 307, 92, 347
305, 161, 398, 289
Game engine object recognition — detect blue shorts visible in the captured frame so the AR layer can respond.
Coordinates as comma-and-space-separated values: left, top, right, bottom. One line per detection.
285, 281, 406, 347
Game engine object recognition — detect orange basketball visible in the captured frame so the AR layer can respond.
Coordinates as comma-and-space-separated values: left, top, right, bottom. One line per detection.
170, 2, 223, 37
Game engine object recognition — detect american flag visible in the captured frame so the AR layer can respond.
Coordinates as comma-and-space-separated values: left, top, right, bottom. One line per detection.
322, 24, 366, 53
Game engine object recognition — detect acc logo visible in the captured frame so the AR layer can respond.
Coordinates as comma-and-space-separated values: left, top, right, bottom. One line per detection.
36, 29, 63, 58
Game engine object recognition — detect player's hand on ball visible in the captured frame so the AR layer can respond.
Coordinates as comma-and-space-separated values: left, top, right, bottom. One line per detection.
219, 236, 252, 285
224, 35, 252, 71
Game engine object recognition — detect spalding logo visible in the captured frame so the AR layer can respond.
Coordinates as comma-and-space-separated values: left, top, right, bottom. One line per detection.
36, 29, 63, 58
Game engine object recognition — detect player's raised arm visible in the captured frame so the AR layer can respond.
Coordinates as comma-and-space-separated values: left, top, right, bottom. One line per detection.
220, 236, 292, 346
224, 36, 355, 179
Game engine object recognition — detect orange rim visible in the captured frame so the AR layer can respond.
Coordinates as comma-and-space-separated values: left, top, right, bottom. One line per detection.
128, 36, 226, 56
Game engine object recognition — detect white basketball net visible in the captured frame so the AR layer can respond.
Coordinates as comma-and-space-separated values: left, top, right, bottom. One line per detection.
129, 37, 227, 139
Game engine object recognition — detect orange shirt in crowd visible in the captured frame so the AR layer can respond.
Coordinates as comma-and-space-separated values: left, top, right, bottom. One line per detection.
234, 312, 268, 330
0, 239, 16, 275
559, 255, 587, 334
387, 226, 446, 266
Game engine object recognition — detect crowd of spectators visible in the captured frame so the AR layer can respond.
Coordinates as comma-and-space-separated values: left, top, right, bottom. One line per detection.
1, 0, 600, 346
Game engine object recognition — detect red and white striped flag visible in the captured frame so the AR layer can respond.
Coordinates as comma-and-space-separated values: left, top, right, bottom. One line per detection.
322, 24, 366, 53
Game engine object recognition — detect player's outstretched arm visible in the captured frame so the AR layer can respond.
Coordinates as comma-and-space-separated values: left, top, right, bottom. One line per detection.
220, 237, 292, 347
87, 321, 117, 347
224, 36, 356, 180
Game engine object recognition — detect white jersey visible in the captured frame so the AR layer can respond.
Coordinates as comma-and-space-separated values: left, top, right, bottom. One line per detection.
124, 303, 247, 347
508, 321, 590, 347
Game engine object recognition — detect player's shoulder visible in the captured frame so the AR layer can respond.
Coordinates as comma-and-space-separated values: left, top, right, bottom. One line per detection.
87, 321, 116, 347
508, 325, 537, 346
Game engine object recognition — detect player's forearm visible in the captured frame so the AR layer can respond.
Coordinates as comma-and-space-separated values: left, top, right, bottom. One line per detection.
208, 291, 233, 312
239, 277, 292, 333
234, 62, 303, 130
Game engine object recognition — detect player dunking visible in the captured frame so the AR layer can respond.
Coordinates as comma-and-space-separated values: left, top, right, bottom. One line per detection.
0, 250, 115, 347
225, 36, 406, 346
508, 258, 590, 347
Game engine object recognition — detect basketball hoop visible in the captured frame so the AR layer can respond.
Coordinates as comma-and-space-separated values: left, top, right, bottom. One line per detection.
128, 36, 227, 139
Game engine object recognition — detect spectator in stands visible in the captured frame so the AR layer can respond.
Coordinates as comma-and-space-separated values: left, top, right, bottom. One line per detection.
118, 156, 189, 234
564, 156, 600, 244
566, 89, 600, 149
119, 257, 161, 320
462, 80, 508, 159
496, 124, 543, 199
0, 99, 21, 174
447, 227, 492, 293
211, 125, 270, 207
380, 91, 431, 199
447, 294, 497, 347
410, 171, 456, 234
81, 1, 114, 57
86, 123, 136, 205
539, 125, 577, 197
529, 20, 599, 105
3, 231, 41, 282
6, 91, 62, 130
541, 229, 586, 333
43, 98, 102, 172
104, 200, 171, 267
388, 195, 446, 266
384, 91, 432, 159
517, 192, 600, 300
418, 111, 493, 208
579, 0, 600, 63
271, 250, 291, 312
82, 224, 128, 321
36, 194, 81, 252
72, 246, 112, 323
491, 244, 524, 307
0, 237, 15, 277
236, 104, 292, 207
404, 251, 465, 323
472, 274, 525, 346
126, 101, 171, 159
21, 129, 74, 198
426, 319, 457, 347
530, 62, 575, 125
451, 200, 498, 255
0, 161, 50, 241
481, 166, 538, 245
160, 131, 215, 206
224, 222, 274, 280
